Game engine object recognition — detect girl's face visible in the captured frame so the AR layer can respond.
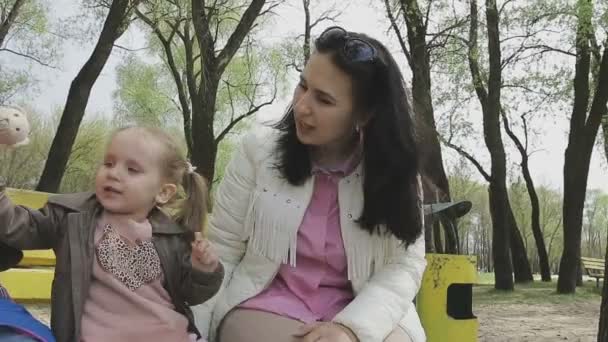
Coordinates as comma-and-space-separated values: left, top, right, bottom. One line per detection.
292, 52, 358, 154
95, 130, 175, 220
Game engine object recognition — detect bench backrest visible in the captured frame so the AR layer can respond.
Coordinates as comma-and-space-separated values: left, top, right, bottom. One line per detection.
581, 257, 605, 276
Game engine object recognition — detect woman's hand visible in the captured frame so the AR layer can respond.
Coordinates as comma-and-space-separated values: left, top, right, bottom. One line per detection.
293, 322, 358, 342
191, 232, 220, 273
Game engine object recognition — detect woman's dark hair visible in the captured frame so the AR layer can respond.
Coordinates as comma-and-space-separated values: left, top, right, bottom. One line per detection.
273, 28, 422, 247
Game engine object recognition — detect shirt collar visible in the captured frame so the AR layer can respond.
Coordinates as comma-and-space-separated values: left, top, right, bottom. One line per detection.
311, 144, 362, 176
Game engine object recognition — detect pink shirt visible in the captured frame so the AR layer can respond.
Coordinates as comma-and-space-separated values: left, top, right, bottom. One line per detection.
239, 154, 360, 323
80, 213, 196, 342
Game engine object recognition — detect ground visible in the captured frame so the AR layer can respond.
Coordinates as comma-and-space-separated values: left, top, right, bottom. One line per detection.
474, 276, 602, 342
23, 276, 603, 341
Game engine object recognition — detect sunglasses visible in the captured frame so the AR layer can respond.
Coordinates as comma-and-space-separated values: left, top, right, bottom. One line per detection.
317, 26, 377, 63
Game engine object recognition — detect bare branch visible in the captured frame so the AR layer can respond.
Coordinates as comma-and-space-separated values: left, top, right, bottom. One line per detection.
309, 8, 340, 30
113, 44, 150, 52
213, 0, 265, 76
215, 91, 277, 144
259, 1, 282, 16
383, 0, 412, 68
440, 134, 492, 182
0, 48, 55, 67
426, 16, 470, 52
498, 0, 515, 16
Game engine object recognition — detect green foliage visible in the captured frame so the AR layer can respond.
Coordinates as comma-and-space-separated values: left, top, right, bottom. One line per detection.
0, 0, 61, 101
59, 118, 113, 193
113, 55, 181, 127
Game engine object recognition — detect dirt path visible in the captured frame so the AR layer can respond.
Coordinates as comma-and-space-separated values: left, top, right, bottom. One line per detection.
476, 300, 600, 341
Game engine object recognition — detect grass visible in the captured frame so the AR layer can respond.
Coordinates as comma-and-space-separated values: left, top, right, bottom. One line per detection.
473, 272, 603, 305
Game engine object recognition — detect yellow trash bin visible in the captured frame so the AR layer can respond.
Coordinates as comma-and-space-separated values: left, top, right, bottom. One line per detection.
418, 253, 478, 342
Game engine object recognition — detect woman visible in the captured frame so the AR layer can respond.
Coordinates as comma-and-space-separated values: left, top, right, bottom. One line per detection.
194, 26, 426, 342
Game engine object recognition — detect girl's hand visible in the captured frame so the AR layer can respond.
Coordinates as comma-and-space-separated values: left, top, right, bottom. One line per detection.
293, 322, 358, 342
191, 232, 219, 273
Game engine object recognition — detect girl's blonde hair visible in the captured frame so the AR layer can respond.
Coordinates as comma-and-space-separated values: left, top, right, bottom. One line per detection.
112, 126, 208, 233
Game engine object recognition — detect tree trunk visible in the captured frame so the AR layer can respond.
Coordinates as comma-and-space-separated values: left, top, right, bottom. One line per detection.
598, 237, 608, 342
488, 186, 514, 290
0, 0, 26, 48
508, 207, 534, 282
36, 0, 132, 192
302, 0, 311, 64
558, 0, 608, 294
602, 114, 608, 163
191, 76, 219, 184
424, 216, 435, 252
521, 153, 552, 281
522, 168, 551, 282
442, 216, 460, 254
433, 221, 444, 254
401, 0, 456, 253
502, 112, 552, 281
465, 0, 514, 290
190, 0, 266, 187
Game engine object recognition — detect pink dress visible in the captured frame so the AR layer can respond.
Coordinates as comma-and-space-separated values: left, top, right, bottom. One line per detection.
80, 213, 199, 342
239, 154, 361, 323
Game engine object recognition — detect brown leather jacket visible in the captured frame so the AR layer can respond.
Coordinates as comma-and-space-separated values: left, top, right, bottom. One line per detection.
0, 191, 224, 342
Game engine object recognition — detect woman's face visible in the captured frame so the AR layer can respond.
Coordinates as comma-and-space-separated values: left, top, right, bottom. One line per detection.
292, 52, 357, 152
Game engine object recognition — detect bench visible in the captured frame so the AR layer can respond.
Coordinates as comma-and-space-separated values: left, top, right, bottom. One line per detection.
0, 188, 479, 341
581, 256, 605, 288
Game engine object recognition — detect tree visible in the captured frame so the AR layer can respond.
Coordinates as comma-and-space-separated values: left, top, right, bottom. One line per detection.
0, 0, 26, 48
383, 0, 460, 254
0, 0, 60, 103
558, 0, 608, 294
298, 0, 339, 68
502, 112, 552, 281
133, 0, 278, 185
440, 0, 537, 288
113, 55, 182, 128
36, 0, 140, 192
599, 237, 608, 341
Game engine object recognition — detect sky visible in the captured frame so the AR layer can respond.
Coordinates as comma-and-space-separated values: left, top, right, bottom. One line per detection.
8, 0, 608, 193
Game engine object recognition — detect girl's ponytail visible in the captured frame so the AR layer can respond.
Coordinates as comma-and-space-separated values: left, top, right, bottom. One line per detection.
175, 167, 208, 234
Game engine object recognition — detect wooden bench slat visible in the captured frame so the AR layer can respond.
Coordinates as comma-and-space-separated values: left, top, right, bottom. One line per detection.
581, 257, 605, 289
0, 267, 53, 301
20, 250, 56, 267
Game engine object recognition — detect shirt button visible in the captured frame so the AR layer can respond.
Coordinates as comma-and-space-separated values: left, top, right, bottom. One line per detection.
348, 213, 353, 219
286, 199, 291, 204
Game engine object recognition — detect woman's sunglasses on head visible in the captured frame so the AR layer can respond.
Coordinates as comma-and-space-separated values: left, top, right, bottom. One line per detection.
318, 26, 377, 63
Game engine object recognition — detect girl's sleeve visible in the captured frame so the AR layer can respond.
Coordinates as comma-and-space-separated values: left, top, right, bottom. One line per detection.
0, 189, 65, 250
181, 253, 225, 305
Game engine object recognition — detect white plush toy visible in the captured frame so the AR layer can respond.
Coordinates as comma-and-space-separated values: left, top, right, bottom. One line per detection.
0, 105, 30, 147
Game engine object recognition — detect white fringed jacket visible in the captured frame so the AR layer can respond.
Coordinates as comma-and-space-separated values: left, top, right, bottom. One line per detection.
192, 126, 427, 342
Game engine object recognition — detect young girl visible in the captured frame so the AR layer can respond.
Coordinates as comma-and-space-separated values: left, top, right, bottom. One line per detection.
0, 126, 224, 342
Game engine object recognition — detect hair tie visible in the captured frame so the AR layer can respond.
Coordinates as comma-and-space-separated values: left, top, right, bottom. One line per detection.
185, 161, 197, 174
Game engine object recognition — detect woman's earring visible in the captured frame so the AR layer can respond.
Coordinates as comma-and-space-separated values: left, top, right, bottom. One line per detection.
356, 124, 364, 145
